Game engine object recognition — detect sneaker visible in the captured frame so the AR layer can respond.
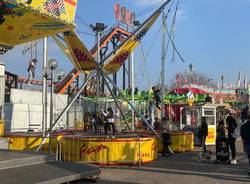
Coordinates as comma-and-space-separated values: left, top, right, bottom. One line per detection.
198, 152, 203, 160
28, 83, 31, 87
231, 159, 237, 165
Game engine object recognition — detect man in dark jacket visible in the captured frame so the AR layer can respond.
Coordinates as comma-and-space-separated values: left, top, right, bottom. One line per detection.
226, 113, 237, 164
200, 117, 208, 155
240, 113, 250, 176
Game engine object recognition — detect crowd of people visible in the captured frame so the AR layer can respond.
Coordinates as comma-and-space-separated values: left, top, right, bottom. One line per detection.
198, 106, 250, 176
84, 107, 116, 136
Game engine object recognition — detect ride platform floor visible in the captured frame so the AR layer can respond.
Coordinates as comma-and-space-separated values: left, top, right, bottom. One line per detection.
0, 149, 100, 184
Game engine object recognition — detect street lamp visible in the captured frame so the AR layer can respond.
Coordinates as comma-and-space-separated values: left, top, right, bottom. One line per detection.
44, 59, 58, 153
42, 60, 65, 154
90, 23, 107, 112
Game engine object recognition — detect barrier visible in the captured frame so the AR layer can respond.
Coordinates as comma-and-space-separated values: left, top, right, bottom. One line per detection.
170, 131, 194, 153
59, 135, 158, 165
5, 132, 158, 165
6, 133, 57, 152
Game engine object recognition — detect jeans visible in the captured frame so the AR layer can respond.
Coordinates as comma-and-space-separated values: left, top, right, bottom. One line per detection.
27, 70, 34, 84
245, 144, 250, 165
104, 123, 115, 135
229, 139, 236, 159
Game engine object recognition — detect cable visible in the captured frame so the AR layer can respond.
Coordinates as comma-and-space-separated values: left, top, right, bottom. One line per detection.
75, 30, 95, 36
134, 0, 175, 80
135, 0, 165, 17
134, 25, 161, 80
164, 1, 185, 63
165, 25, 185, 63
138, 43, 151, 88
76, 16, 93, 32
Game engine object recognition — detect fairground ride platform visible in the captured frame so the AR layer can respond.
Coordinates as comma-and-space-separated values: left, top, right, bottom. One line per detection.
0, 149, 100, 184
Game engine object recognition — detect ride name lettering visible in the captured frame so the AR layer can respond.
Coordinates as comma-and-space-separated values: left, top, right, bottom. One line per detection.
80, 144, 107, 158
110, 52, 129, 65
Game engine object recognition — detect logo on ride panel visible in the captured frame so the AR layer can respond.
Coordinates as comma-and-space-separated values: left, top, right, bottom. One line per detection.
80, 144, 107, 158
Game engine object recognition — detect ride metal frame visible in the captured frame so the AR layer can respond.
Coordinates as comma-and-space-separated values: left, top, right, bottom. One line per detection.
36, 0, 172, 151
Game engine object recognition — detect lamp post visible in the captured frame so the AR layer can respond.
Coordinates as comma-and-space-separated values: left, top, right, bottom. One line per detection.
48, 59, 58, 154
90, 23, 107, 112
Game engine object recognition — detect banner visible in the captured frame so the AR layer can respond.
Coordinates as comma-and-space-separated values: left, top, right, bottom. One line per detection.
103, 11, 161, 74
0, 0, 76, 46
63, 30, 97, 72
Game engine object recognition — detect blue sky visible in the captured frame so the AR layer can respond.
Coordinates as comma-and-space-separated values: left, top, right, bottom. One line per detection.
1, 0, 250, 90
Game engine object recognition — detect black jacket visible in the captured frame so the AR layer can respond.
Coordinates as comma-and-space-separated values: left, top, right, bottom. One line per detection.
200, 122, 208, 137
241, 120, 250, 145
226, 115, 237, 140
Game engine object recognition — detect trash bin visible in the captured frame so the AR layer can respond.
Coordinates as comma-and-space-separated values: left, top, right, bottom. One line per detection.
170, 131, 194, 152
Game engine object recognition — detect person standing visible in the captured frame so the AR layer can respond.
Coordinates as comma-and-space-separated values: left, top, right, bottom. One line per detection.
226, 112, 237, 165
161, 116, 173, 157
200, 117, 208, 155
27, 58, 38, 86
217, 120, 225, 137
240, 112, 250, 176
148, 99, 155, 127
103, 107, 115, 135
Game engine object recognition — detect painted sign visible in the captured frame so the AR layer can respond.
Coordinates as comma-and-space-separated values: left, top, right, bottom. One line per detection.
63, 30, 97, 72
205, 126, 216, 145
114, 3, 135, 26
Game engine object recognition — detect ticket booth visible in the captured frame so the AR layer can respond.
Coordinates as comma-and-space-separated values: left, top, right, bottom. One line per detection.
202, 105, 216, 145
180, 103, 227, 145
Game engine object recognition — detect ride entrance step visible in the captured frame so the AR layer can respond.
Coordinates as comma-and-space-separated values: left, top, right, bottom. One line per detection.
0, 149, 100, 183
0, 149, 55, 169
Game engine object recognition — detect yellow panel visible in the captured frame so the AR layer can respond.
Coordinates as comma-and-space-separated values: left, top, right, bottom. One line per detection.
7, 0, 77, 23
8, 136, 57, 152
103, 11, 161, 74
206, 127, 216, 145
170, 132, 194, 153
0, 0, 76, 46
61, 137, 158, 164
0, 120, 4, 136
63, 30, 97, 71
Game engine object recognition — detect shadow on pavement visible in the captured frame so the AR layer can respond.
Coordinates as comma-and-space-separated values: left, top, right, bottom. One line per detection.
103, 151, 250, 183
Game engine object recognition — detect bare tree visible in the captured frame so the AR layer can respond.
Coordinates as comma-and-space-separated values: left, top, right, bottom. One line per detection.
170, 71, 216, 89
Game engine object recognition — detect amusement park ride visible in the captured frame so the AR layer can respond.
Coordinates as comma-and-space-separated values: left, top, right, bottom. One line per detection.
0, 0, 176, 169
